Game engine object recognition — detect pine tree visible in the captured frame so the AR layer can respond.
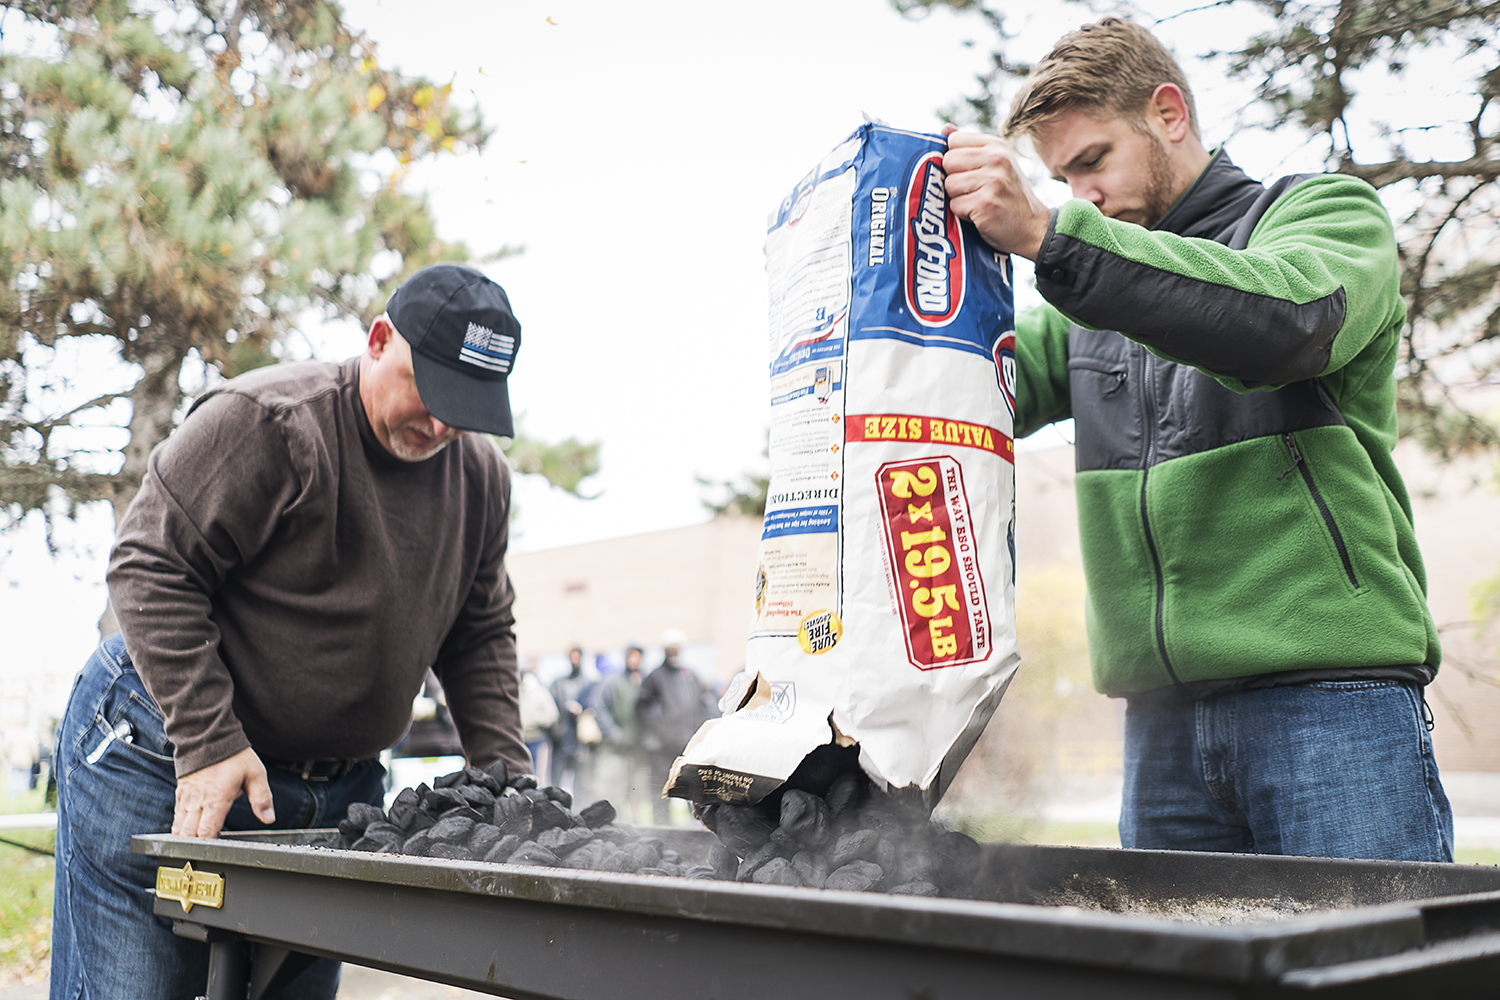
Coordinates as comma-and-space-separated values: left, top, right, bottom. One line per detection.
0, 0, 597, 544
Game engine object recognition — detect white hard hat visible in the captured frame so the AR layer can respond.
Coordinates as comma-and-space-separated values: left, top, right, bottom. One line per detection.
660, 628, 688, 649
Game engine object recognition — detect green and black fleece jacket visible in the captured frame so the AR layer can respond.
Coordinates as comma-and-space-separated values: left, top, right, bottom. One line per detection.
1016, 149, 1440, 698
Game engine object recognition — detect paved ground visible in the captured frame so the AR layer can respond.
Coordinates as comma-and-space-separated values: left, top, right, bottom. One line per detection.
338, 965, 498, 998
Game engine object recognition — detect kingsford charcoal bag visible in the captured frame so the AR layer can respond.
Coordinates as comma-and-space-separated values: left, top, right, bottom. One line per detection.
668, 123, 1020, 808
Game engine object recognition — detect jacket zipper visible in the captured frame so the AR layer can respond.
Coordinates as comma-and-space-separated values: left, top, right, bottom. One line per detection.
1280, 433, 1360, 588
1138, 349, 1185, 690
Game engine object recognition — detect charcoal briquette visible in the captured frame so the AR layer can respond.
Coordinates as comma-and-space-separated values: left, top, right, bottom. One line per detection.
776, 789, 832, 850
859, 807, 903, 835
464, 766, 504, 794
428, 815, 476, 844
401, 831, 434, 857
467, 823, 501, 855
895, 848, 941, 886
507, 843, 560, 866
349, 832, 397, 852
823, 771, 864, 818
406, 811, 437, 834
594, 825, 637, 847
792, 851, 828, 889
336, 818, 362, 840
535, 825, 594, 855
708, 843, 739, 880
660, 849, 680, 864
563, 840, 612, 869
482, 758, 510, 789
434, 769, 466, 789
874, 837, 899, 875
683, 866, 718, 880
439, 804, 487, 825
482, 834, 521, 863
458, 784, 496, 808
752, 857, 799, 886
736, 841, 781, 882
713, 805, 775, 856
890, 880, 939, 896
529, 799, 573, 835
493, 795, 530, 826
599, 850, 641, 874
579, 800, 616, 828
826, 861, 882, 892
387, 801, 417, 830
627, 839, 662, 869
364, 820, 404, 840
828, 829, 879, 867
428, 842, 472, 861
495, 811, 532, 840
542, 785, 573, 809
345, 802, 386, 830
421, 787, 467, 814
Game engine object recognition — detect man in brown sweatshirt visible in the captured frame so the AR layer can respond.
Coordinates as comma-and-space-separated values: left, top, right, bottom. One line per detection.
50, 264, 532, 1000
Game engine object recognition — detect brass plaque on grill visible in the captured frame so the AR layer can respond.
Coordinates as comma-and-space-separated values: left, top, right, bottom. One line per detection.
156, 862, 224, 913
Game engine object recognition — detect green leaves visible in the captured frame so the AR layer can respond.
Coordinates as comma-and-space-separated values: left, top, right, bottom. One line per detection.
500, 432, 602, 499
0, 0, 491, 527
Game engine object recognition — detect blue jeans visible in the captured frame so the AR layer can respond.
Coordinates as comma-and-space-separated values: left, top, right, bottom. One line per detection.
1121, 680, 1453, 861
51, 634, 386, 1000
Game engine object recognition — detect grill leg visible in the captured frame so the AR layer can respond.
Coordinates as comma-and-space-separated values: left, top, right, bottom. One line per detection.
204, 935, 250, 1000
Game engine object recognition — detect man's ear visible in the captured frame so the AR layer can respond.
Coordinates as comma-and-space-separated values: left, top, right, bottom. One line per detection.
1150, 84, 1193, 144
366, 316, 393, 358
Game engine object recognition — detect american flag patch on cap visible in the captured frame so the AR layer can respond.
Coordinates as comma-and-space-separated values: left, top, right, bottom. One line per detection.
459, 321, 515, 374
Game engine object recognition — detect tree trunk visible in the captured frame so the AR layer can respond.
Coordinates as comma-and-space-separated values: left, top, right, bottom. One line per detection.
98, 344, 188, 638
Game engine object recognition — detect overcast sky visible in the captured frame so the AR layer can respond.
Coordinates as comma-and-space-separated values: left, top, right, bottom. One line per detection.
3, 0, 1474, 708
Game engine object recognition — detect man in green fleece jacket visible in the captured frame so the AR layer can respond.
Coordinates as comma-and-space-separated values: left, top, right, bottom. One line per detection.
943, 17, 1452, 861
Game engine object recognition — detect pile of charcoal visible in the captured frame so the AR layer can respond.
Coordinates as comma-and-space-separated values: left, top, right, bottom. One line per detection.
324, 748, 984, 898
696, 744, 983, 897
320, 764, 719, 878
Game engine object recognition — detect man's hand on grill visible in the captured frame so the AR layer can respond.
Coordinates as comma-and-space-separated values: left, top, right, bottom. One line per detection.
173, 746, 275, 838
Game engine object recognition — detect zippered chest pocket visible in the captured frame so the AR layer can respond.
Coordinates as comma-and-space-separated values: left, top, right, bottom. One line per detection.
1069, 356, 1141, 472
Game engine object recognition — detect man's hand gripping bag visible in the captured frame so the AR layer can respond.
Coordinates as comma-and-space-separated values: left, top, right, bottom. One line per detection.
669, 124, 1019, 809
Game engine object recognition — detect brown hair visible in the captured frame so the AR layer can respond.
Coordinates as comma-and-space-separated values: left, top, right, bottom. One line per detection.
1005, 18, 1198, 139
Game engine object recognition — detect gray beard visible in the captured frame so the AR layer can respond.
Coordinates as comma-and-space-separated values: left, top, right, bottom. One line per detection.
386, 435, 456, 463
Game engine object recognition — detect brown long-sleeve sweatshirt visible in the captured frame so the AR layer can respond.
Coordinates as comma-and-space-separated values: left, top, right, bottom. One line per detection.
107, 357, 531, 779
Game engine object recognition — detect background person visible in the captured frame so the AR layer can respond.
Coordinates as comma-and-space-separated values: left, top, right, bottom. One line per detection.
592, 644, 652, 823
519, 657, 559, 787
548, 646, 592, 796
636, 629, 712, 825
50, 264, 534, 1000
941, 17, 1451, 861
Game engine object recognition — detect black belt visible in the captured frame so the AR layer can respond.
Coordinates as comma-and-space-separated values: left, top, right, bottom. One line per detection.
259, 754, 368, 781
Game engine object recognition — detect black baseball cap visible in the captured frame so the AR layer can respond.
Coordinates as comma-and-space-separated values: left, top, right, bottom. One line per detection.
385, 264, 521, 437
